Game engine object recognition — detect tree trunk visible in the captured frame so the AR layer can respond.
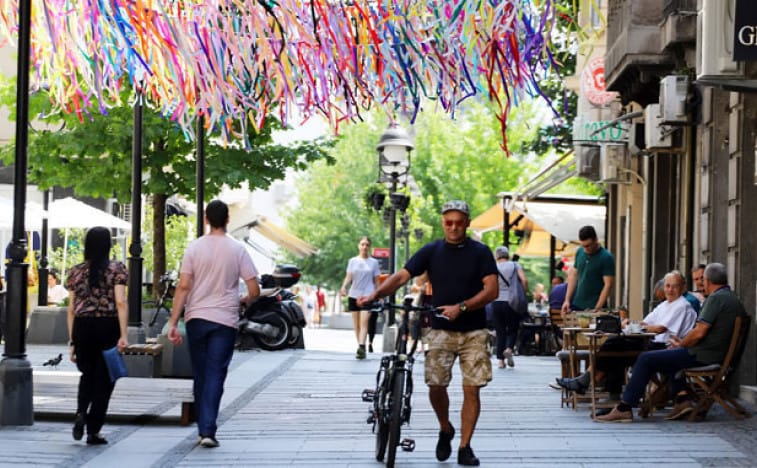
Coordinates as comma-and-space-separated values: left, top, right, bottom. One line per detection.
152, 193, 167, 298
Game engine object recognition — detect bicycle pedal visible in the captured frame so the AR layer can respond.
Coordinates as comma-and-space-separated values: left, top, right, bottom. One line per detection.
400, 438, 415, 452
366, 413, 376, 424
361, 389, 375, 402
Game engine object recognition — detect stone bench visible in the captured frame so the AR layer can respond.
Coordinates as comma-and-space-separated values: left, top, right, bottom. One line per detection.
34, 371, 195, 426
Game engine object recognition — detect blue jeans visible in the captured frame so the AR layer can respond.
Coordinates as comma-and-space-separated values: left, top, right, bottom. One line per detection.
621, 347, 701, 406
186, 318, 237, 437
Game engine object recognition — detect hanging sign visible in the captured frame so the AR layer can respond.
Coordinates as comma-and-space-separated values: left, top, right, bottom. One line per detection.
734, 0, 757, 61
580, 57, 618, 106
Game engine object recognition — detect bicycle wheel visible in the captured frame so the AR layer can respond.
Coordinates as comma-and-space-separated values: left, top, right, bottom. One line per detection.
386, 371, 405, 468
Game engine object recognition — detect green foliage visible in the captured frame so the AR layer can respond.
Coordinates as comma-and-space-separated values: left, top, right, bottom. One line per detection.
528, 0, 581, 155
284, 102, 540, 289
47, 228, 122, 278
141, 204, 194, 274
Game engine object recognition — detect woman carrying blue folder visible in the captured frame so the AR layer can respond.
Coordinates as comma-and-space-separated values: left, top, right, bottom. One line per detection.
66, 226, 129, 445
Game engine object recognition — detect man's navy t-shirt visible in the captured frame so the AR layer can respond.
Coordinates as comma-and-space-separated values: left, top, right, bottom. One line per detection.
404, 238, 497, 332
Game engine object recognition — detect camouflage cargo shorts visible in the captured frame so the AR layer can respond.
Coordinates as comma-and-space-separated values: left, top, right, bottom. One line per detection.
424, 328, 492, 387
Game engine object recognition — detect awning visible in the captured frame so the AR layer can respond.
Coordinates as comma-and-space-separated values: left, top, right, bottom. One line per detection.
514, 230, 578, 257
515, 200, 605, 244
232, 215, 318, 258
470, 198, 605, 256
469, 203, 542, 234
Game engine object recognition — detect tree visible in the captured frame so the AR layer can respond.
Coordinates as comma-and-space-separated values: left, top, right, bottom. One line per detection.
0, 80, 333, 296
285, 101, 542, 289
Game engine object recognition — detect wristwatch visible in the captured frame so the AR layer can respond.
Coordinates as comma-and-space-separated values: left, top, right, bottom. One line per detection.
458, 301, 468, 313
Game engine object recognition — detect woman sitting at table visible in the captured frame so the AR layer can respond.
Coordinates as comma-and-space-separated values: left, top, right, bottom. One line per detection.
557, 271, 697, 400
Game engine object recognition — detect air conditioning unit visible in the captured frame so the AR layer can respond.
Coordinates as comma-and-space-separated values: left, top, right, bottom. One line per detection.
574, 144, 600, 181
599, 143, 629, 183
627, 122, 646, 155
659, 76, 689, 125
697, 0, 743, 80
644, 104, 673, 150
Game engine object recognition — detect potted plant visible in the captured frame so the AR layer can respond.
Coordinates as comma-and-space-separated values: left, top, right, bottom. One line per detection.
364, 183, 387, 212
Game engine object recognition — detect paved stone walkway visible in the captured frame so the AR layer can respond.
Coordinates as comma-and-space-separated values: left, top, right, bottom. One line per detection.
1, 328, 756, 467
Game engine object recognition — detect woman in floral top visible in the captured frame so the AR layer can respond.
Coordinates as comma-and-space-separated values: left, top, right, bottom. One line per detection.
66, 226, 128, 445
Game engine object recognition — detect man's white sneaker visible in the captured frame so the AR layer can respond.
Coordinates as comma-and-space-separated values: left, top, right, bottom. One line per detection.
200, 436, 219, 448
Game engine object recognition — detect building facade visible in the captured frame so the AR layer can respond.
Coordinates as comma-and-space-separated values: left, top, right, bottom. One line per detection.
592, 0, 757, 386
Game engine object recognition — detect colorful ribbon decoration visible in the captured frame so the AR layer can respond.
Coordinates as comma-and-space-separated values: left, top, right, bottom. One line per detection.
0, 0, 567, 154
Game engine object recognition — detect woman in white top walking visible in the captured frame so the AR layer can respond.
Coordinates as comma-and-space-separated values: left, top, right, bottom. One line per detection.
340, 236, 380, 359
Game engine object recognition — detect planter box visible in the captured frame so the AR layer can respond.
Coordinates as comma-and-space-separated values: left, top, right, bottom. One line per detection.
27, 306, 68, 344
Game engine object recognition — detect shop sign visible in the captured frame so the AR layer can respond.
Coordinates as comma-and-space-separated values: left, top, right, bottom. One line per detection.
734, 0, 757, 61
372, 247, 390, 274
572, 115, 628, 143
580, 56, 618, 106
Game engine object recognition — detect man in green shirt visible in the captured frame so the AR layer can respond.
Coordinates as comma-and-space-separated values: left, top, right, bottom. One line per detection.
596, 262, 747, 423
561, 225, 615, 314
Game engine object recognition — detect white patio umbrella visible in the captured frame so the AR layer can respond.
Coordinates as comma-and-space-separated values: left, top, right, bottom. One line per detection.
48, 197, 131, 278
48, 197, 131, 230
0, 196, 46, 230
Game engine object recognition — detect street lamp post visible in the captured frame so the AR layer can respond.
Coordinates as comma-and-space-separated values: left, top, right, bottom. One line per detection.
0, 0, 33, 426
375, 125, 413, 348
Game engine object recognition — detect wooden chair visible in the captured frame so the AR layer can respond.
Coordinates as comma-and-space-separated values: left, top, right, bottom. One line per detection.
556, 314, 591, 409
684, 315, 751, 421
549, 308, 565, 348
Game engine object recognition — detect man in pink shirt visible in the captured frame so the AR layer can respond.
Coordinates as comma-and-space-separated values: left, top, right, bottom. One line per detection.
168, 200, 260, 448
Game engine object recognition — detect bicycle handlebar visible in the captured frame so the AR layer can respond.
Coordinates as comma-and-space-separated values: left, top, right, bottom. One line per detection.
369, 301, 446, 319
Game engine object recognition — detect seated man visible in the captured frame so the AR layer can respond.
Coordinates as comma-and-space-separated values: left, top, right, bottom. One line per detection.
557, 271, 697, 400
47, 269, 69, 305
549, 276, 566, 311
596, 262, 747, 422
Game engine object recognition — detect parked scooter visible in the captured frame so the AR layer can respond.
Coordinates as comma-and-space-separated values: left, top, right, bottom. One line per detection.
237, 264, 306, 351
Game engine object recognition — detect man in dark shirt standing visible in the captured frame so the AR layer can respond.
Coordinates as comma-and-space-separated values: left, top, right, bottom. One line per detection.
561, 225, 615, 315
359, 200, 497, 466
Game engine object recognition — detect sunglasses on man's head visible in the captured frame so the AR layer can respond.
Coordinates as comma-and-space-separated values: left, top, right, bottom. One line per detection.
444, 219, 466, 228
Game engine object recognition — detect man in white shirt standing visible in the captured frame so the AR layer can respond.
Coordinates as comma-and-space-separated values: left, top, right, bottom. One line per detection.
168, 200, 260, 448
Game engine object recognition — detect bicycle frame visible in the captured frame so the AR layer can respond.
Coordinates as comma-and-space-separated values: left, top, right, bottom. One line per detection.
363, 299, 438, 467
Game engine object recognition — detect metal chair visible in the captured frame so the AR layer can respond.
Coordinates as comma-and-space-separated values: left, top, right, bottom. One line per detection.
684, 315, 751, 421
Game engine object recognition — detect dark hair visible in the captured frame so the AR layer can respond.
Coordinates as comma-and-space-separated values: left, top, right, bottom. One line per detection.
359, 236, 371, 244
704, 263, 728, 285
691, 263, 706, 272
49, 269, 59, 281
578, 225, 597, 241
205, 200, 229, 229
84, 227, 112, 288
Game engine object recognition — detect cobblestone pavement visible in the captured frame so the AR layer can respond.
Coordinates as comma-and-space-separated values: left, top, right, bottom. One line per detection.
1, 327, 756, 467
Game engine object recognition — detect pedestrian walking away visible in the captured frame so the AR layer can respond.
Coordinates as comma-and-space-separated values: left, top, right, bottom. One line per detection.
66, 226, 129, 445
167, 200, 261, 448
340, 236, 381, 359
491, 246, 528, 369
359, 200, 498, 466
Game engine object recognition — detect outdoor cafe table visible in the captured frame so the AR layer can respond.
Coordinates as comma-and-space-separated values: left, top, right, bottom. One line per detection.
582, 331, 656, 418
